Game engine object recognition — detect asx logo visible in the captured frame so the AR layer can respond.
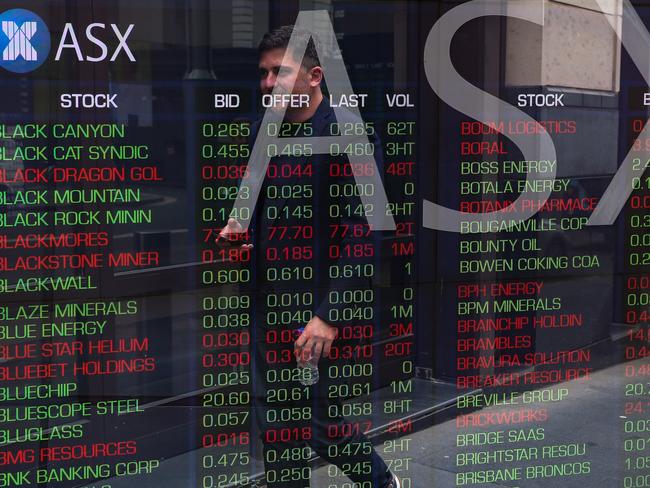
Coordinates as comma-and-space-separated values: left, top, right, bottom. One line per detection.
0, 9, 50, 73
0, 8, 134, 73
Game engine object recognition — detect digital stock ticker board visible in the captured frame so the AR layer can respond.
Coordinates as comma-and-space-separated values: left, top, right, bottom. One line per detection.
0, 1, 649, 487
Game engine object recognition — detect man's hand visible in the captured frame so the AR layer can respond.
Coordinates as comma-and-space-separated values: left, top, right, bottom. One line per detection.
295, 316, 338, 363
216, 218, 253, 249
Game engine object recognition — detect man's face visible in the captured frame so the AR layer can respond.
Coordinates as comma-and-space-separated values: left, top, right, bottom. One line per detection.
258, 47, 317, 100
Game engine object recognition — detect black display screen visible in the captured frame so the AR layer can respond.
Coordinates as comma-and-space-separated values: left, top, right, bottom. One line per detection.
0, 1, 647, 487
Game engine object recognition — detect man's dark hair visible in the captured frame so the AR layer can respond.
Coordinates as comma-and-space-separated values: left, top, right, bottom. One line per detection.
258, 25, 321, 70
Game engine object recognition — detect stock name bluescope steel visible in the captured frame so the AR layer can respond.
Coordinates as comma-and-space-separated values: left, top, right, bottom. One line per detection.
0, 7, 134, 74
234, 0, 650, 233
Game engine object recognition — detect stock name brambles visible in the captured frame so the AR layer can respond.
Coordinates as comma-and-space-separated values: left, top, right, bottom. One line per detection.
457, 335, 532, 352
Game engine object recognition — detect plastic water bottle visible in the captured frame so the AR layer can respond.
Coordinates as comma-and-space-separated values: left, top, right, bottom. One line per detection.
296, 328, 319, 386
